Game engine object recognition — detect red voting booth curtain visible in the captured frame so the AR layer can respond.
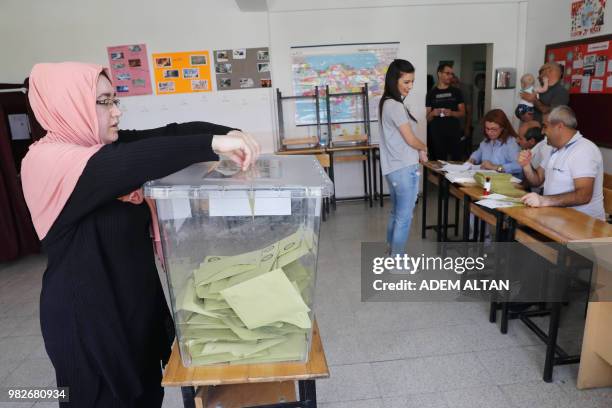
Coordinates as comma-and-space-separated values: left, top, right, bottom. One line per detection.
0, 91, 40, 262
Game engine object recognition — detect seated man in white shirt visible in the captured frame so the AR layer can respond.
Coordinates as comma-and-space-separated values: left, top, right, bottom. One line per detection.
518, 106, 605, 220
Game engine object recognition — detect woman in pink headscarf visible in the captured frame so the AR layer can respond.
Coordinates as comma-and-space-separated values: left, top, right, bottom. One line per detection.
21, 62, 259, 407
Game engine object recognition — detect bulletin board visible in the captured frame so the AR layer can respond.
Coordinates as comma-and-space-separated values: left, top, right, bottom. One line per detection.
213, 47, 271, 91
546, 34, 612, 148
151, 50, 212, 95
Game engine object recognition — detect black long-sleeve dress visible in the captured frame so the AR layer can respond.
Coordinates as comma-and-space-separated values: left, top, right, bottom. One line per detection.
40, 122, 233, 407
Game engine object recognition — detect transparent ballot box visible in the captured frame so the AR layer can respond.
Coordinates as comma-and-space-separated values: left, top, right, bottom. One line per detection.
144, 155, 333, 367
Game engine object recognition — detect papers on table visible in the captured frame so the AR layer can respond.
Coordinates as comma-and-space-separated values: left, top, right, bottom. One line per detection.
476, 193, 524, 209
444, 169, 521, 185
439, 161, 474, 173
175, 227, 315, 365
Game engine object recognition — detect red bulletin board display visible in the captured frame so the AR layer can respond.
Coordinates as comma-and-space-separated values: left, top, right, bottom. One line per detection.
546, 34, 612, 148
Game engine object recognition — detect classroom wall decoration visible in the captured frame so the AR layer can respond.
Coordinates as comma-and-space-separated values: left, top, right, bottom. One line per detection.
546, 34, 612, 148
106, 44, 153, 97
571, 0, 606, 38
290, 42, 399, 125
213, 47, 271, 91
151, 50, 212, 95
546, 36, 612, 94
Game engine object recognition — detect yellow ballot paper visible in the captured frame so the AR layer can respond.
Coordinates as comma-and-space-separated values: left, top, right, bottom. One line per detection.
220, 269, 311, 330
177, 278, 223, 318
200, 337, 286, 357
229, 333, 308, 364
222, 317, 284, 341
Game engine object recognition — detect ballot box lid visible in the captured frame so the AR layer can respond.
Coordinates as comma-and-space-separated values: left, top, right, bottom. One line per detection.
145, 154, 333, 199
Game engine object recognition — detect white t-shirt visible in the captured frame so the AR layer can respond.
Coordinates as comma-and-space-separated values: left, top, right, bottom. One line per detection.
541, 131, 605, 220
531, 138, 553, 170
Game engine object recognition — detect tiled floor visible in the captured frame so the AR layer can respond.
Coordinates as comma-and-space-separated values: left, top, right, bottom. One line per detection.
1, 192, 611, 407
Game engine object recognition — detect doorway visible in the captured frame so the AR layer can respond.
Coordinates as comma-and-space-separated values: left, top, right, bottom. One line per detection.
426, 43, 492, 158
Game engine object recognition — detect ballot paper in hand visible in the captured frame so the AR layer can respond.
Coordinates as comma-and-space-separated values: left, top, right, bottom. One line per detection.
220, 268, 311, 330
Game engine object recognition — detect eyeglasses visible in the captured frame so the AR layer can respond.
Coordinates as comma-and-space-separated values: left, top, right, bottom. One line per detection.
96, 98, 120, 108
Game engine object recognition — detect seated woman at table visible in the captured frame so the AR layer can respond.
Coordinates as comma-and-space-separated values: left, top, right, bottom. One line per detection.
468, 109, 523, 179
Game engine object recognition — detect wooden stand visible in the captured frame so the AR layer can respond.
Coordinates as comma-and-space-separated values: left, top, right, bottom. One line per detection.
163, 321, 329, 408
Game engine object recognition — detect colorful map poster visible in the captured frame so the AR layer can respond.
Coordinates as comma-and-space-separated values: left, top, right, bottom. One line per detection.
291, 43, 398, 125
152, 50, 212, 95
571, 0, 606, 38
107, 44, 152, 97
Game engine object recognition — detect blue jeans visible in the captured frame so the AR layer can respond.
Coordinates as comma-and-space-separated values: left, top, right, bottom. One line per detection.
385, 164, 420, 255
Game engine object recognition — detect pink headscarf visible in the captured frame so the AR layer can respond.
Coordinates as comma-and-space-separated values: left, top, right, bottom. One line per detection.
21, 62, 109, 239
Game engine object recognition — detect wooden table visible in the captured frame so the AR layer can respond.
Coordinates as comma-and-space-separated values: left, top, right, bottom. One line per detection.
498, 206, 612, 382
163, 321, 329, 408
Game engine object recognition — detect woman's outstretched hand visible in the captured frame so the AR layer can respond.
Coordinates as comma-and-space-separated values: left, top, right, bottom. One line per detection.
212, 130, 261, 171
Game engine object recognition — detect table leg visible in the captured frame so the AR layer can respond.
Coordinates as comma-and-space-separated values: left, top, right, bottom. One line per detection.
181, 386, 196, 408
367, 150, 373, 207
421, 166, 428, 239
436, 176, 443, 243
328, 152, 336, 210
379, 153, 384, 207
298, 380, 317, 408
543, 246, 567, 383
454, 196, 460, 236
442, 178, 450, 242
462, 195, 470, 242
372, 150, 378, 201
362, 151, 367, 200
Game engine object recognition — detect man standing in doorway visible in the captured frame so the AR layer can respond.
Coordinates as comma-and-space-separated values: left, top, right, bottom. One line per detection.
426, 62, 465, 161
520, 62, 569, 123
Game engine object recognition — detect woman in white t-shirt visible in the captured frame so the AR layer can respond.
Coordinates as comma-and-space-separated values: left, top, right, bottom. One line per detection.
378, 59, 428, 255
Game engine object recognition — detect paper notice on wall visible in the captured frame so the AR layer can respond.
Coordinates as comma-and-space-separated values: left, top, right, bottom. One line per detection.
591, 79, 604, 92
107, 44, 153, 97
587, 41, 610, 53
581, 76, 591, 93
596, 60, 607, 77
573, 59, 584, 69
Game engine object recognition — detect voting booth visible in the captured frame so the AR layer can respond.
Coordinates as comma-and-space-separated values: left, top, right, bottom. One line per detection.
145, 155, 333, 367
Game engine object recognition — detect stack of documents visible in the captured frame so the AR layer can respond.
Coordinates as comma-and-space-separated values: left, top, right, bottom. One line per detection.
176, 228, 316, 365
476, 193, 523, 209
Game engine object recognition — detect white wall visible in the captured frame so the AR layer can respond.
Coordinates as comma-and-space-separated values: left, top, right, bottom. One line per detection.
524, 0, 612, 172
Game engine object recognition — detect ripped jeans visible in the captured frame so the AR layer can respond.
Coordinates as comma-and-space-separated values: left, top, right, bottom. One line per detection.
385, 164, 420, 255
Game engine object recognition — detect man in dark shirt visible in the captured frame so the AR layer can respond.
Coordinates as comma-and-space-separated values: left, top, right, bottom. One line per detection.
521, 62, 569, 123
426, 62, 465, 161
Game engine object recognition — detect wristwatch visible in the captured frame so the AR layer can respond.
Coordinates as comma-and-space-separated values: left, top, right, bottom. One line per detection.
496, 165, 503, 172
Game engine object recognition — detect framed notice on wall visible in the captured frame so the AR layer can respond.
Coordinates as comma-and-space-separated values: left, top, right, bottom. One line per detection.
546, 34, 612, 148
